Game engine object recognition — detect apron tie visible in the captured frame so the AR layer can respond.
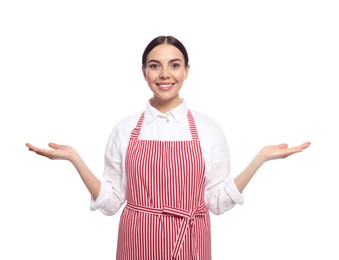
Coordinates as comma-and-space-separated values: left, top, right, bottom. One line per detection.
126, 202, 208, 259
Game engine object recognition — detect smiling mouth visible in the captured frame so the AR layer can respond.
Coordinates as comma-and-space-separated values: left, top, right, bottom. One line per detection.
157, 83, 174, 90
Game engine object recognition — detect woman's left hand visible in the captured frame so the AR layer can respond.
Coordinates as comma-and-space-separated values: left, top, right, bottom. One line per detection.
258, 142, 311, 162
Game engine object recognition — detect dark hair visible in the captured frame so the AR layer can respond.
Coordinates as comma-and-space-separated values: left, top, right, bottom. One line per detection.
142, 36, 189, 68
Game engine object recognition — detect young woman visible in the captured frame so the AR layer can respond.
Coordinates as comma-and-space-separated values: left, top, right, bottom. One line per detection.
26, 35, 310, 259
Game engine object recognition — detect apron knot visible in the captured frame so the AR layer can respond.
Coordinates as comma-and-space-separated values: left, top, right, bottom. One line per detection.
126, 202, 208, 258
163, 203, 207, 258
126, 202, 208, 259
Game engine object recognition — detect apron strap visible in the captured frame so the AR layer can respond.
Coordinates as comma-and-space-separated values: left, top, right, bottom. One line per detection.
187, 110, 199, 140
130, 113, 145, 139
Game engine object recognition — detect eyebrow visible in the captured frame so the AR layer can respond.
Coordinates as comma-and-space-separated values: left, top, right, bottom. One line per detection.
147, 58, 183, 64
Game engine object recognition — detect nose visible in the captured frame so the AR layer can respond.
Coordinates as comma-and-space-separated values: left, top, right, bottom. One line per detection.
159, 67, 170, 79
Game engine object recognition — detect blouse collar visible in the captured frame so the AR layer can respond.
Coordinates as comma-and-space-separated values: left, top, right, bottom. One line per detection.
144, 99, 189, 124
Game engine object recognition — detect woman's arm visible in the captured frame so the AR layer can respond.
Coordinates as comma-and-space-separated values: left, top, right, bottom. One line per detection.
234, 142, 311, 193
26, 142, 101, 199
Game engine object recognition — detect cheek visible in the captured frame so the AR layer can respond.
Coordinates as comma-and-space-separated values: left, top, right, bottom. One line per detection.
175, 71, 186, 81
145, 71, 158, 81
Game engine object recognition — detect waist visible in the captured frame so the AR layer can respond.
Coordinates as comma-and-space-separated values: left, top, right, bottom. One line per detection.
125, 201, 208, 258
125, 201, 208, 219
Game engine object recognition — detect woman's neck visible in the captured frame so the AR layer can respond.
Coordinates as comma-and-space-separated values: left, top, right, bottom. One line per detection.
150, 96, 182, 113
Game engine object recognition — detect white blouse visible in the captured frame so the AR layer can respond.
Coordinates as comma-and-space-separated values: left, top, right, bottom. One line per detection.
91, 100, 244, 216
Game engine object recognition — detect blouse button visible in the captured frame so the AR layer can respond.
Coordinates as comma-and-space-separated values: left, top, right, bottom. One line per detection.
165, 113, 170, 122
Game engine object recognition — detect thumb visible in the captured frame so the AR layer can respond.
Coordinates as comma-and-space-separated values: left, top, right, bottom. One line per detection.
48, 143, 60, 149
278, 143, 288, 149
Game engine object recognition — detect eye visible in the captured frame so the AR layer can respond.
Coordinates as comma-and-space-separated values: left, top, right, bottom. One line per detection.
171, 63, 181, 69
148, 63, 159, 70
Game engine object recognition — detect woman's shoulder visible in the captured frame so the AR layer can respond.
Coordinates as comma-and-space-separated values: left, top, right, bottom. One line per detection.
107, 112, 143, 139
113, 112, 142, 132
114, 112, 143, 128
190, 109, 226, 139
190, 110, 222, 128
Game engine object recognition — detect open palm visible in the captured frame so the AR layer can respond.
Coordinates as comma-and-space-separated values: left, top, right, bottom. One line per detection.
259, 142, 311, 162
26, 143, 76, 161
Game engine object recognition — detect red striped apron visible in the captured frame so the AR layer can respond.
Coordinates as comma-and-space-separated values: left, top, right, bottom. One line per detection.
116, 111, 211, 259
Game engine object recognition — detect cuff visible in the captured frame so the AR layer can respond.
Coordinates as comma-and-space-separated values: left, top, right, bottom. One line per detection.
90, 180, 110, 211
225, 179, 245, 205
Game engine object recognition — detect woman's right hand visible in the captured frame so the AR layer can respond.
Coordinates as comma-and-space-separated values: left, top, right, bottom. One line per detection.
26, 143, 78, 162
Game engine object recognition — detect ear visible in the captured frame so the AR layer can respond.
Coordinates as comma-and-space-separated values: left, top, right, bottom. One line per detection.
184, 64, 190, 80
141, 65, 147, 81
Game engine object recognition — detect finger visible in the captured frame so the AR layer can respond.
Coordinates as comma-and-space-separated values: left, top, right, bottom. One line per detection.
285, 144, 310, 156
277, 143, 288, 149
283, 142, 311, 153
299, 142, 311, 149
48, 143, 60, 149
34, 150, 53, 159
25, 143, 33, 150
25, 143, 39, 151
289, 142, 311, 152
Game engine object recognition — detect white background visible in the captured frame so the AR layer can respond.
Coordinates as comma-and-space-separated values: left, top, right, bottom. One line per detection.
1, 0, 338, 259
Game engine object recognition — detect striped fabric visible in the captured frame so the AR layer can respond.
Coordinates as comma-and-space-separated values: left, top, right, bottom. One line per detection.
117, 111, 211, 259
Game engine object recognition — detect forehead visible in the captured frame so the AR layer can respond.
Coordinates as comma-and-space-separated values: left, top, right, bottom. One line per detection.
147, 44, 184, 61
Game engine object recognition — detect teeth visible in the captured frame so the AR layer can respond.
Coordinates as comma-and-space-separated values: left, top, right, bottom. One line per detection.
158, 84, 173, 89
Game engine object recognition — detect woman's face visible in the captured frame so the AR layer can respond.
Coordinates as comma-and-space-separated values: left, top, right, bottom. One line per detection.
142, 44, 190, 112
